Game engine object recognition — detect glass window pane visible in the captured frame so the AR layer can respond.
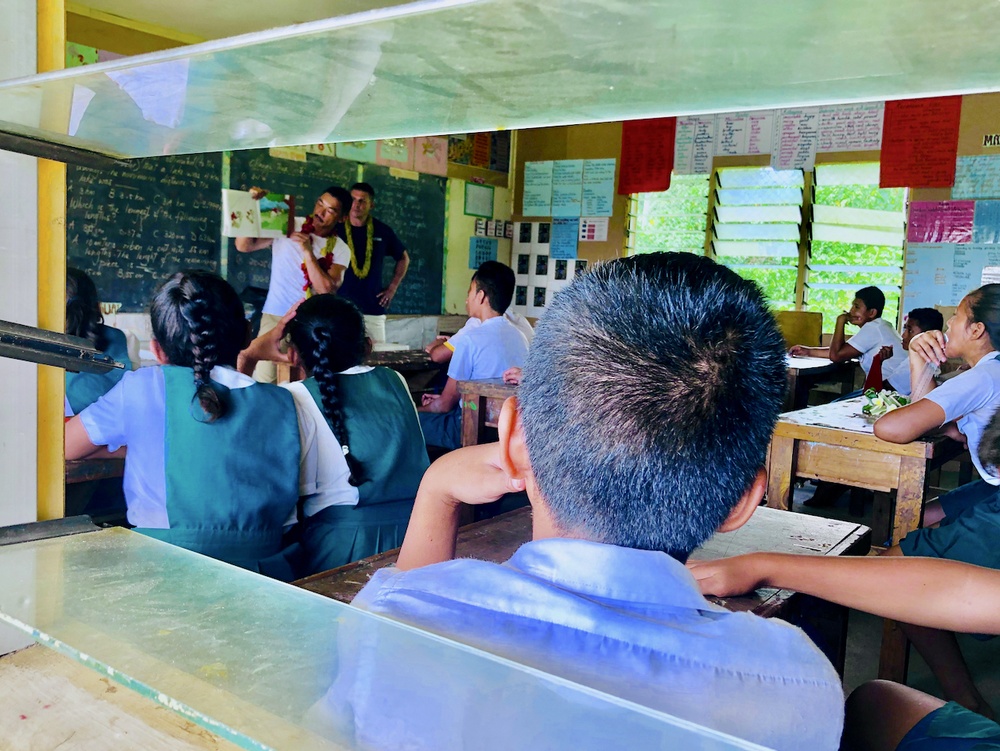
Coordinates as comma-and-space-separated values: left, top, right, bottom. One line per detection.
629, 174, 710, 256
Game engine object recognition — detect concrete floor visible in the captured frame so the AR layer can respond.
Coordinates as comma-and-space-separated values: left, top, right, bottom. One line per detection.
792, 480, 1000, 710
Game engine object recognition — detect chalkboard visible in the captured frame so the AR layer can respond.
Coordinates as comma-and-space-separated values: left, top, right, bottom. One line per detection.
67, 153, 223, 312
359, 163, 446, 315
227, 150, 446, 314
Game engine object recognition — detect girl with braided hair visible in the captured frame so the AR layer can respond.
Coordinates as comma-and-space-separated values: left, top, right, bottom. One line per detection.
277, 294, 429, 576
65, 271, 302, 573
64, 267, 134, 415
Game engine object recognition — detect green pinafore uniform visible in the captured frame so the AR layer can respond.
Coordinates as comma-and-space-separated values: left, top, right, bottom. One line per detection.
138, 366, 300, 572
299, 368, 429, 574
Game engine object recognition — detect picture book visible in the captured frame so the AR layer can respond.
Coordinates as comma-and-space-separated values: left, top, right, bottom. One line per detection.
221, 189, 293, 238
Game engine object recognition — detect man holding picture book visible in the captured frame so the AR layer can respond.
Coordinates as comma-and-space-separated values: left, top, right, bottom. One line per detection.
234, 186, 352, 383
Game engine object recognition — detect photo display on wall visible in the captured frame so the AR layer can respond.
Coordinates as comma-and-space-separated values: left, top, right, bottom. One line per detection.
511, 221, 588, 319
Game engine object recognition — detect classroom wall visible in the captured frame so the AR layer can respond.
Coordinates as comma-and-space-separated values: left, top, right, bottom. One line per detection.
442, 179, 513, 314
513, 122, 629, 266
0, 0, 40, 655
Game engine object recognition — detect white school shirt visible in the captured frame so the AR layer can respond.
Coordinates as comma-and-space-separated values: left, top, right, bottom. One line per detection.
925, 352, 1000, 484
849, 318, 910, 394
446, 310, 534, 351
447, 316, 529, 381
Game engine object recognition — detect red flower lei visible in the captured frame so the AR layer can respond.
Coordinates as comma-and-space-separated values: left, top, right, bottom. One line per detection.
299, 215, 336, 297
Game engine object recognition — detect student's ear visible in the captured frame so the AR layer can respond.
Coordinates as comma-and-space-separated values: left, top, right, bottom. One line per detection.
497, 396, 531, 482
716, 468, 767, 533
364, 337, 374, 358
969, 319, 988, 342
150, 338, 169, 365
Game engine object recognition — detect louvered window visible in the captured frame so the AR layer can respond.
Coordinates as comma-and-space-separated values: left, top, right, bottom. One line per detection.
627, 174, 710, 255
808, 162, 905, 331
711, 167, 804, 310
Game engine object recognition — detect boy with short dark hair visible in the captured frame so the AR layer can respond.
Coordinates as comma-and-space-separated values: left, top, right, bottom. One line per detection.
790, 285, 910, 395
339, 253, 844, 750
418, 261, 528, 450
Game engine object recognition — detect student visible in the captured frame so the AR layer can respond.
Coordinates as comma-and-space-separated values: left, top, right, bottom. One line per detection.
425, 308, 535, 364
790, 286, 910, 396
689, 552, 1000, 750
318, 253, 844, 751
869, 283, 1000, 717
417, 261, 528, 450
64, 267, 134, 416
275, 294, 429, 576
65, 271, 301, 572
879, 307, 944, 390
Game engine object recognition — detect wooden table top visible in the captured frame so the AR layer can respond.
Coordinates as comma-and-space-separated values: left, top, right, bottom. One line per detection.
774, 398, 954, 458
366, 349, 440, 370
65, 458, 125, 484
457, 378, 517, 398
296, 505, 870, 617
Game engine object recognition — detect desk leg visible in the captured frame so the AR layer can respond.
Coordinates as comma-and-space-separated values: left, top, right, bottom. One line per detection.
893, 456, 926, 547
766, 436, 796, 511
878, 619, 910, 683
461, 397, 482, 448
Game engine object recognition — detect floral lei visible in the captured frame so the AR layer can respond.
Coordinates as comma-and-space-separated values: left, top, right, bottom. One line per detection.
299, 215, 338, 298
344, 217, 374, 280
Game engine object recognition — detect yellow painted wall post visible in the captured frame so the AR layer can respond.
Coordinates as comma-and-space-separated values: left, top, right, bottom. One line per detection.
37, 0, 66, 520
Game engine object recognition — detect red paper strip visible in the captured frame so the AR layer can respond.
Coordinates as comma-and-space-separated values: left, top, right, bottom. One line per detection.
880, 96, 963, 188
618, 117, 677, 194
471, 133, 491, 168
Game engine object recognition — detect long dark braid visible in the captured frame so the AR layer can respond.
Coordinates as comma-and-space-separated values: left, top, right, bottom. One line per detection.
66, 267, 109, 351
287, 294, 369, 485
150, 271, 247, 422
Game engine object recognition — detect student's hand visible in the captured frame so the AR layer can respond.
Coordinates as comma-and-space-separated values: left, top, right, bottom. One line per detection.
908, 330, 947, 366
421, 393, 440, 407
248, 187, 266, 200
237, 302, 301, 375
426, 442, 526, 507
878, 344, 894, 361
787, 345, 810, 358
396, 443, 525, 571
424, 335, 449, 354
687, 555, 767, 597
940, 421, 968, 447
502, 367, 523, 385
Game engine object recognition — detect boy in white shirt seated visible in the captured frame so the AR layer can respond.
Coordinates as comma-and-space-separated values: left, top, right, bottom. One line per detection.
790, 285, 910, 396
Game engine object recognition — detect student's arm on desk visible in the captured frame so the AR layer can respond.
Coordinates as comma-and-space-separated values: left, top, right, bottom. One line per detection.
65, 416, 125, 460
396, 443, 525, 571
418, 377, 459, 413
873, 332, 950, 443
689, 553, 1000, 635
424, 336, 454, 364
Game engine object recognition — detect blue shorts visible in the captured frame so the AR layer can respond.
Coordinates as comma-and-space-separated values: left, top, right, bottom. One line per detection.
418, 407, 462, 450
897, 701, 1000, 750
899, 480, 1000, 569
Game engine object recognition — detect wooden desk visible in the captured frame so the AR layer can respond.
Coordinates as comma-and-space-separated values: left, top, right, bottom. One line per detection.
457, 378, 516, 446
785, 356, 855, 411
766, 398, 966, 547
65, 458, 124, 484
277, 349, 443, 395
296, 505, 870, 674
766, 398, 967, 683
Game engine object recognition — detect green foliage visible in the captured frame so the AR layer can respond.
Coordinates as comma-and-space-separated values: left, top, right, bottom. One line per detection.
629, 168, 906, 331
